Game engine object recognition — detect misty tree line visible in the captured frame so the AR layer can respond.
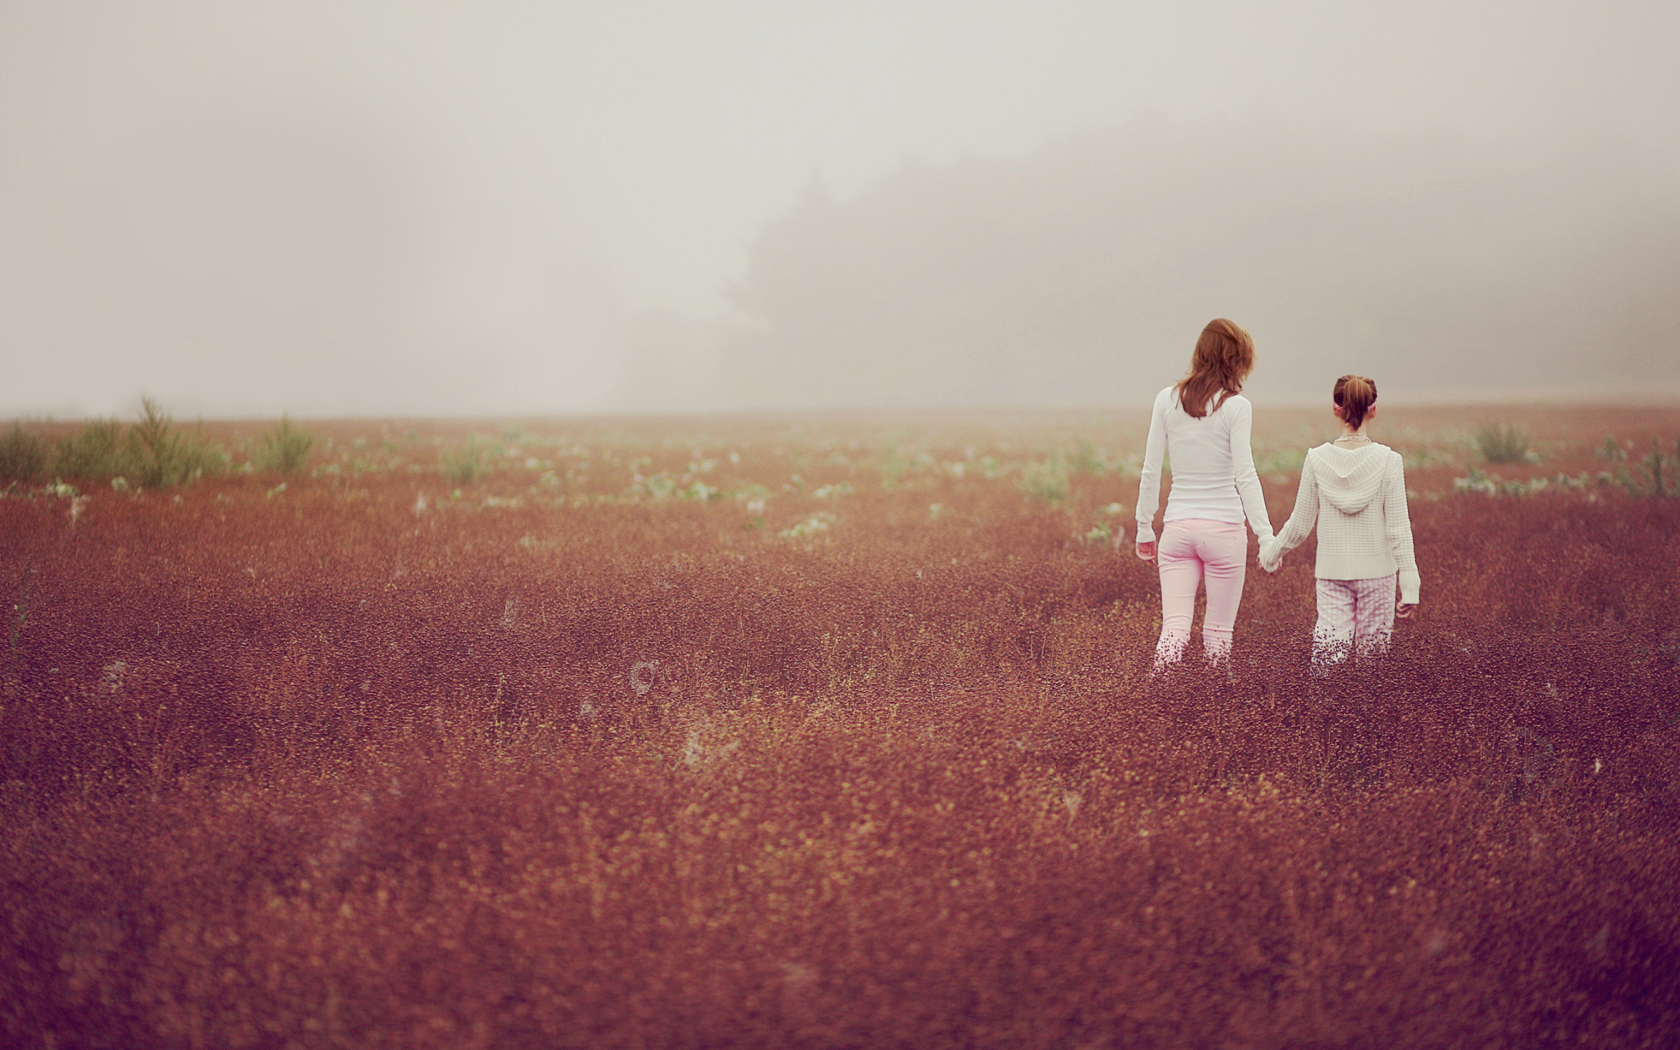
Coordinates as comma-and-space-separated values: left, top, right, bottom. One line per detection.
615, 120, 1679, 411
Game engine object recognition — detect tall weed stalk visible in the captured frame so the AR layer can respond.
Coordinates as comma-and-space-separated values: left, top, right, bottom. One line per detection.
125, 397, 227, 488
255, 416, 315, 474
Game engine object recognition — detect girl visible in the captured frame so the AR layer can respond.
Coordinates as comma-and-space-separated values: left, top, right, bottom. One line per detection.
1135, 319, 1275, 668
1259, 375, 1419, 669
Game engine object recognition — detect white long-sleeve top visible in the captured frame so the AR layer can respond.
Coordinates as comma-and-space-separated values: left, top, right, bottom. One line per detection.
1259, 442, 1421, 604
1135, 385, 1274, 544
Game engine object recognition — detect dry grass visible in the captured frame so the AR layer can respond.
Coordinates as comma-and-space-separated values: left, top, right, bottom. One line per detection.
2, 407, 1678, 1048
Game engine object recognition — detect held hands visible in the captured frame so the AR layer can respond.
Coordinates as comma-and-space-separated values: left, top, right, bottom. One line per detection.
1257, 536, 1283, 574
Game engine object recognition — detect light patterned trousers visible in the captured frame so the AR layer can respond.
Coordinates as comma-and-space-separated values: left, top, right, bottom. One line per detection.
1312, 574, 1398, 672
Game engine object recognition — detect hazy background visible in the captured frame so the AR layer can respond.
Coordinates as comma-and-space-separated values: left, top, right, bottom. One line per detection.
3, 0, 1677, 418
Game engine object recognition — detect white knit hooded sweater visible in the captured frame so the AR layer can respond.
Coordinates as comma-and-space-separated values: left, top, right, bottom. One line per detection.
1259, 442, 1421, 604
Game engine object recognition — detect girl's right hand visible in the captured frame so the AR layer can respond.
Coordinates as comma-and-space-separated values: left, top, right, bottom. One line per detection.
1135, 540, 1157, 562
1396, 602, 1417, 620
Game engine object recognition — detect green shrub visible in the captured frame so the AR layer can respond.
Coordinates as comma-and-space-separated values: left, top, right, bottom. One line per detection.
1079, 502, 1127, 546
1641, 438, 1679, 498
0, 424, 49, 482
1070, 441, 1113, 476
1475, 423, 1532, 464
1018, 456, 1070, 504
54, 418, 128, 479
255, 416, 315, 474
779, 511, 836, 538
441, 437, 499, 485
879, 445, 910, 489
125, 397, 227, 488
1453, 466, 1498, 495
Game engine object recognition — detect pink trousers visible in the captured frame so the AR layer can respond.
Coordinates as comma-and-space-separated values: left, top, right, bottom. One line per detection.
1154, 518, 1248, 667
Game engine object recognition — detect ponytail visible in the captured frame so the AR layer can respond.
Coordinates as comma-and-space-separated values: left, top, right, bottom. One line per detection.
1333, 374, 1377, 429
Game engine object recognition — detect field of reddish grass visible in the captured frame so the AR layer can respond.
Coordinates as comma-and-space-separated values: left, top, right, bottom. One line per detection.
3, 406, 1678, 1048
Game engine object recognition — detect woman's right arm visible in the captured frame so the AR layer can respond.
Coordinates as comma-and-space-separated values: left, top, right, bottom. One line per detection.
1228, 397, 1274, 543
1135, 391, 1168, 548
1259, 452, 1319, 571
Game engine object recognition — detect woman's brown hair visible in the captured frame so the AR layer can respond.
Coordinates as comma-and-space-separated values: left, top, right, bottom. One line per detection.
1175, 319, 1255, 419
1333, 374, 1378, 429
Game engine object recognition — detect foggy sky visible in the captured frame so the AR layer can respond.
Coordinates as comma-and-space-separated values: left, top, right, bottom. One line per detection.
2, 1, 1677, 417
711, 117, 1680, 409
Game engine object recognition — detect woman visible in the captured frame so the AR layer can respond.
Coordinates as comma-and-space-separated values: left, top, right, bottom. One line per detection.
1135, 319, 1274, 668
1259, 375, 1419, 671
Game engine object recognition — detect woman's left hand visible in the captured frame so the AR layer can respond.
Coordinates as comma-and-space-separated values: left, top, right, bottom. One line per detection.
1396, 602, 1417, 620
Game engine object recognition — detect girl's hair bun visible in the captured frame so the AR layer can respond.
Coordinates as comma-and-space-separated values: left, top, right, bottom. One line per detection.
1333, 374, 1377, 429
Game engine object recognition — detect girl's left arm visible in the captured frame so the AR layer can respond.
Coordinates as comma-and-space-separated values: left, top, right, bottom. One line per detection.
1229, 398, 1274, 543
1384, 453, 1421, 605
1260, 454, 1317, 572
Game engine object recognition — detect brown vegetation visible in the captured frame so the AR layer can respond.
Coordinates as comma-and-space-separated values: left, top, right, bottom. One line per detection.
2, 407, 1678, 1048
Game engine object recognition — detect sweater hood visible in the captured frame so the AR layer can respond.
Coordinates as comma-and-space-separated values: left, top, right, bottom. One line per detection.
1309, 442, 1394, 515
